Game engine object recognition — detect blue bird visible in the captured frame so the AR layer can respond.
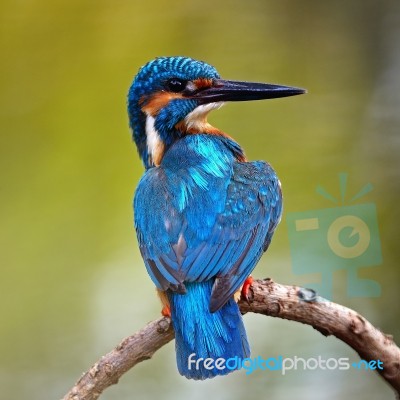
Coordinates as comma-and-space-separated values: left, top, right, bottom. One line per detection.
128, 56, 305, 380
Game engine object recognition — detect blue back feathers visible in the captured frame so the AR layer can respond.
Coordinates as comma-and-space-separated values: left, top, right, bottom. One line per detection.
134, 133, 281, 309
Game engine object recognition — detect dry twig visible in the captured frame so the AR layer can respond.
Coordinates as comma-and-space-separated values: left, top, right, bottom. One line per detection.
62, 279, 400, 400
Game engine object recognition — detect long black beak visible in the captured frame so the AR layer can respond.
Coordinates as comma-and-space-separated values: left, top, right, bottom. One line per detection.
191, 79, 306, 103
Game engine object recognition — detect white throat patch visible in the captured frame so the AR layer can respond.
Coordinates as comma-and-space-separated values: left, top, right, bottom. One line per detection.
145, 114, 165, 166
144, 101, 224, 165
183, 102, 224, 131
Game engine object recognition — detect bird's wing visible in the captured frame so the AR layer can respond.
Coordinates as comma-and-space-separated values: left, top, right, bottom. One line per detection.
134, 161, 282, 311
206, 161, 282, 311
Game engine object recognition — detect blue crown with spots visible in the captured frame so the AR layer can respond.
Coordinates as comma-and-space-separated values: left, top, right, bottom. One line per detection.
127, 57, 220, 165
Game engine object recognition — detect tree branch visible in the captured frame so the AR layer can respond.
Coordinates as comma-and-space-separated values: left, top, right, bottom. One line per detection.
61, 279, 400, 400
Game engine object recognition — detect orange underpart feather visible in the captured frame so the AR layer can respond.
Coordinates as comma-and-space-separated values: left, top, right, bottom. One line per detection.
151, 141, 165, 167
175, 122, 247, 162
236, 153, 247, 162
157, 288, 171, 317
175, 121, 224, 136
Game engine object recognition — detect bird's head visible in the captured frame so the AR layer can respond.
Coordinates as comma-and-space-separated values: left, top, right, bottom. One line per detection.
128, 56, 305, 169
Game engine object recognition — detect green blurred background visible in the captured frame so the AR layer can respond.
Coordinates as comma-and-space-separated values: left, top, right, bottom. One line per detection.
1, 0, 399, 399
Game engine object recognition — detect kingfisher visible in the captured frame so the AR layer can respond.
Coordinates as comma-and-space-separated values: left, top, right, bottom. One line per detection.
128, 56, 305, 380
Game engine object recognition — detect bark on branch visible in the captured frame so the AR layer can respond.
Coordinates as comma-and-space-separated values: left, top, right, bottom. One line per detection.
61, 279, 400, 400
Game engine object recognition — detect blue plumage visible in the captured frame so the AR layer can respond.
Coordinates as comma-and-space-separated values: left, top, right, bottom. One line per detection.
169, 280, 249, 380
128, 56, 304, 379
134, 134, 281, 310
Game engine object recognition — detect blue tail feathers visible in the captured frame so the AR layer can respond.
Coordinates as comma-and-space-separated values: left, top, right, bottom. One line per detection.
168, 280, 250, 380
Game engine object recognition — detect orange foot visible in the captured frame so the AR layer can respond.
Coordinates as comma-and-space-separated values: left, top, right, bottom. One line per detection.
161, 304, 171, 318
241, 276, 254, 303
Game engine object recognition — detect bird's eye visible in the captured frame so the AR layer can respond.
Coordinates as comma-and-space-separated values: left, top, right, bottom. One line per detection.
166, 78, 187, 93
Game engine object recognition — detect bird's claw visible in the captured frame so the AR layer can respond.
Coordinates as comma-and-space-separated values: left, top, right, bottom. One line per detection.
241, 276, 254, 304
161, 304, 171, 318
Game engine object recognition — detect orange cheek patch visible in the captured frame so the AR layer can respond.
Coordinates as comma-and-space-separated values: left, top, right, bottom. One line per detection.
141, 91, 183, 116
